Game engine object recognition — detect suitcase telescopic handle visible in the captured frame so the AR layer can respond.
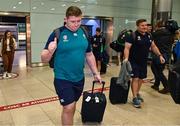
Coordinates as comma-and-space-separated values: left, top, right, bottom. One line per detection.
92, 81, 105, 94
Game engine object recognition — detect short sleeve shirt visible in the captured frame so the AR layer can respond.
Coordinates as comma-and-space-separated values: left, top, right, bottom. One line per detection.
45, 26, 92, 82
124, 30, 153, 65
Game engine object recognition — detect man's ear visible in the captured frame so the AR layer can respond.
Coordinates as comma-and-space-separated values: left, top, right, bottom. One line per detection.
64, 17, 67, 23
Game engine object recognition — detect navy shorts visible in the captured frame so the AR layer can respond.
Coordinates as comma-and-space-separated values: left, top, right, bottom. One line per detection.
54, 78, 84, 106
93, 51, 102, 61
131, 62, 147, 79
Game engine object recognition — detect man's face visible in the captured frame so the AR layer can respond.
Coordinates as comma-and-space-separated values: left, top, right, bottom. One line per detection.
137, 21, 148, 34
96, 31, 101, 36
147, 25, 152, 33
65, 16, 81, 32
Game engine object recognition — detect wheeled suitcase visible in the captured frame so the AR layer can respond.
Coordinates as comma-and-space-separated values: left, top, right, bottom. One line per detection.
109, 77, 130, 104
81, 81, 106, 123
168, 61, 180, 104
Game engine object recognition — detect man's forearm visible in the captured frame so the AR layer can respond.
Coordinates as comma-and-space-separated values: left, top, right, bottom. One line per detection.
86, 52, 99, 75
124, 48, 129, 60
152, 45, 162, 56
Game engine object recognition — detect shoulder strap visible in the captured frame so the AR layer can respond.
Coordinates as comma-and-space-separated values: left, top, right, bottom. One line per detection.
54, 28, 60, 43
53, 26, 65, 44
80, 26, 90, 41
132, 32, 136, 42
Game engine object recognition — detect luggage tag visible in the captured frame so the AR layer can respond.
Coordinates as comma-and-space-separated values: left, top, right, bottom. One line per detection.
87, 80, 105, 103
85, 96, 91, 102
95, 96, 99, 103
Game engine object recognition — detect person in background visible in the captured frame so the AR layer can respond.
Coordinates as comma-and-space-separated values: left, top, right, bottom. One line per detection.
147, 23, 152, 34
124, 19, 165, 108
91, 27, 106, 72
146, 23, 153, 64
41, 6, 101, 126
151, 20, 174, 94
0, 30, 17, 78
173, 30, 180, 63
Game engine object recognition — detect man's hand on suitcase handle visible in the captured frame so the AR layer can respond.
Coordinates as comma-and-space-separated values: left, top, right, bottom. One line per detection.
93, 80, 105, 85
93, 72, 102, 84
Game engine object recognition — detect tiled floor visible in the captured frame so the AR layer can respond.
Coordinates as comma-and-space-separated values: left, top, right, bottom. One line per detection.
0, 62, 180, 125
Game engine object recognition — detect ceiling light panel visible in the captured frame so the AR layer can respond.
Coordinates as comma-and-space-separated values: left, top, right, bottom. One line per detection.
30, 0, 68, 14
18, 1, 22, 4
0, 0, 30, 12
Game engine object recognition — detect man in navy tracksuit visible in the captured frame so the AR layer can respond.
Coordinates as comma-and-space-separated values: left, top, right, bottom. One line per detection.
91, 27, 106, 72
124, 19, 165, 108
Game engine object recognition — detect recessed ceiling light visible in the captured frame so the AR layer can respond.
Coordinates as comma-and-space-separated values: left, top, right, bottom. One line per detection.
18, 1, 22, 4
74, 0, 80, 2
13, 6, 17, 9
80, 5, 85, 8
50, 8, 55, 11
62, 4, 66, 7
32, 7, 37, 10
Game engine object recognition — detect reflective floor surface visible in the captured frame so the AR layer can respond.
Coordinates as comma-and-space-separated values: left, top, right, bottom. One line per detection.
0, 62, 180, 126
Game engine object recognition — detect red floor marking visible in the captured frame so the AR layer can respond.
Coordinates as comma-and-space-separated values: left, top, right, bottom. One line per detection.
0, 96, 59, 112
0, 80, 152, 112
0, 87, 110, 112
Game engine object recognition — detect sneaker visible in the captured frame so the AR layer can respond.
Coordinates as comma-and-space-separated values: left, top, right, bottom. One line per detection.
137, 94, 144, 102
132, 97, 141, 108
151, 85, 159, 91
3, 72, 8, 78
158, 88, 169, 94
7, 73, 12, 78
107, 63, 111, 67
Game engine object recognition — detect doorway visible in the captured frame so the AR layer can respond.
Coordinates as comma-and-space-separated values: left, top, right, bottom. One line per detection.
81, 16, 113, 59
0, 12, 30, 68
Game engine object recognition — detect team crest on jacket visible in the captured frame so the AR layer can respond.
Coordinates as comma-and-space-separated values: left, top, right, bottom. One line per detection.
137, 36, 141, 40
73, 33, 77, 36
63, 35, 68, 42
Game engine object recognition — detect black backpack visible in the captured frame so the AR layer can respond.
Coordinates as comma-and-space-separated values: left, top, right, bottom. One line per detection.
110, 29, 133, 52
48, 27, 62, 68
165, 20, 179, 34
48, 26, 89, 68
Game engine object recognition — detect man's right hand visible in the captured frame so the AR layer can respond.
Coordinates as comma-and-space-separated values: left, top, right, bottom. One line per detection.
48, 37, 57, 54
93, 73, 102, 84
159, 55, 165, 64
123, 58, 128, 63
